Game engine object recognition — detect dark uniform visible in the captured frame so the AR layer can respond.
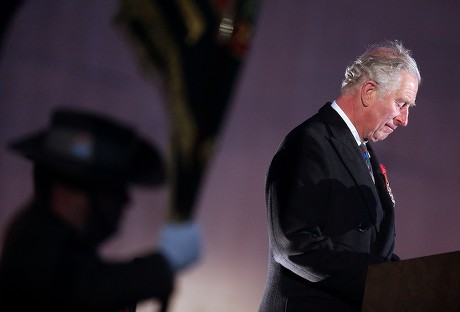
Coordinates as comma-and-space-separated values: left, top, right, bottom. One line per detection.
0, 203, 173, 311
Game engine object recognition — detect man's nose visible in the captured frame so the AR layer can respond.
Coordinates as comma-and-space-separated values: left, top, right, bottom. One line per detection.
394, 107, 409, 127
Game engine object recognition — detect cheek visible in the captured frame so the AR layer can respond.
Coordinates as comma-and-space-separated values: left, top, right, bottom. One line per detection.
378, 105, 396, 123
369, 110, 384, 128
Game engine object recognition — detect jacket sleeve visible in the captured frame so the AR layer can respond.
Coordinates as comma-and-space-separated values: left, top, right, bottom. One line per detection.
70, 252, 175, 309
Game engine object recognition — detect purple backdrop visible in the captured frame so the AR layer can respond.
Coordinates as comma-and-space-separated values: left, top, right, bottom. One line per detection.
1, 1, 460, 311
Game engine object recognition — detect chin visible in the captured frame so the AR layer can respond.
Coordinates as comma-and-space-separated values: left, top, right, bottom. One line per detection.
369, 131, 391, 142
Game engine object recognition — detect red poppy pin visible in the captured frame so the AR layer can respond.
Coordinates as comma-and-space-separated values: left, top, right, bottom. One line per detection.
380, 164, 395, 207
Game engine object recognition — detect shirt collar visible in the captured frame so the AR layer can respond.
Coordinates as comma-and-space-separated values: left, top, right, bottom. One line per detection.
330, 101, 363, 146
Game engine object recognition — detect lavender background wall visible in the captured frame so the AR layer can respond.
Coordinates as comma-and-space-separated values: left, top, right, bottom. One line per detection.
1, 1, 460, 311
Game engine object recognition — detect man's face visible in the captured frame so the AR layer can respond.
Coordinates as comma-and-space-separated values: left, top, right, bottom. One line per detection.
85, 184, 130, 245
364, 71, 419, 142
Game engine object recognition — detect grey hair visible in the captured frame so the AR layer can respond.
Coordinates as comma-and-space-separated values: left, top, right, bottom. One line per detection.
341, 40, 421, 95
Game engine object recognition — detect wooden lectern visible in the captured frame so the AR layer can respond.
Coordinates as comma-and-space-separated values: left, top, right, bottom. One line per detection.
362, 251, 460, 311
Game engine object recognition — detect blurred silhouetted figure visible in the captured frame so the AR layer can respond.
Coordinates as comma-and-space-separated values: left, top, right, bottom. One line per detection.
0, 107, 201, 311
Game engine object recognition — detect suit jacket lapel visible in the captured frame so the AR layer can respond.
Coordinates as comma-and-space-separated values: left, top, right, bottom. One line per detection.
318, 103, 395, 259
367, 143, 396, 258
318, 104, 383, 225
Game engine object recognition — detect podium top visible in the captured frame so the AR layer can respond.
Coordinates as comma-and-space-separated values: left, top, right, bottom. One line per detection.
362, 251, 460, 312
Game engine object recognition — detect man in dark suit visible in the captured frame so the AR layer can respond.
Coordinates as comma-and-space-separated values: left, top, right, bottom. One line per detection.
259, 40, 421, 312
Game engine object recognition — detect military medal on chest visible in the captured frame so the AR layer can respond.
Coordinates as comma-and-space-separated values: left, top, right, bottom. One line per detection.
380, 164, 395, 207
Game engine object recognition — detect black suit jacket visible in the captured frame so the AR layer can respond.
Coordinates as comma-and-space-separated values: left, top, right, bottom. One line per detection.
259, 103, 397, 312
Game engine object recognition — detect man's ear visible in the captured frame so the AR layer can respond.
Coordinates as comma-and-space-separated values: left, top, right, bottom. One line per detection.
360, 80, 378, 107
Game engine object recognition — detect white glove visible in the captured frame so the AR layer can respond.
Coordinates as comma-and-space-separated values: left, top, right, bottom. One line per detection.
158, 220, 202, 271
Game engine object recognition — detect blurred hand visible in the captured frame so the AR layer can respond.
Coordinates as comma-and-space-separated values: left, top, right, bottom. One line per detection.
158, 220, 202, 271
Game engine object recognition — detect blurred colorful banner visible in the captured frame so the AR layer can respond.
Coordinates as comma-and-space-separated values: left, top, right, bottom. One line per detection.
115, 0, 260, 220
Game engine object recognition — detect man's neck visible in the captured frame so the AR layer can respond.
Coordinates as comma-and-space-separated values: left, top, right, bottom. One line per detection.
331, 100, 362, 145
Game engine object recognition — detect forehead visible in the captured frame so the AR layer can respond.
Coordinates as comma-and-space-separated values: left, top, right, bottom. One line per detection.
393, 71, 419, 102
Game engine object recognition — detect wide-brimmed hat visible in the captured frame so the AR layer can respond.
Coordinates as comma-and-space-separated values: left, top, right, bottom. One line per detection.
8, 107, 165, 187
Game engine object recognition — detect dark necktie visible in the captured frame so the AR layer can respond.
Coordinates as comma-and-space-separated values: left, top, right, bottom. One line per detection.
359, 142, 374, 183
